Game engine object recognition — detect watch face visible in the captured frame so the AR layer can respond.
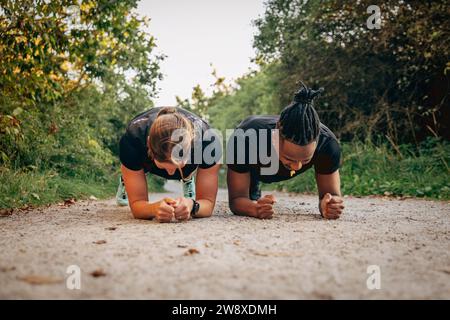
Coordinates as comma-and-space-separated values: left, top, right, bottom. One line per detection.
194, 201, 200, 213
191, 200, 199, 217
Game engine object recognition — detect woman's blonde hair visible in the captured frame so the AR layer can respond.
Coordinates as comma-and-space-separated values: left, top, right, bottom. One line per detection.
147, 107, 194, 163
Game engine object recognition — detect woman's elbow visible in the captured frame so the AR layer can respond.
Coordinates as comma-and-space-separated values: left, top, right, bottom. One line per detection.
130, 208, 141, 219
197, 207, 213, 218
129, 204, 149, 220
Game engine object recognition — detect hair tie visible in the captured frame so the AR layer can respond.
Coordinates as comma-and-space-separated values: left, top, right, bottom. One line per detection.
293, 82, 324, 104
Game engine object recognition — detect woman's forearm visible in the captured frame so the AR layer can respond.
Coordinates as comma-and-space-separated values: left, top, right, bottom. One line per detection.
194, 198, 215, 218
130, 200, 160, 219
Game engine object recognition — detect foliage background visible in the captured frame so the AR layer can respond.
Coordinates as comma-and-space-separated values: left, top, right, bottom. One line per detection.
0, 0, 164, 208
1, 0, 449, 208
179, 0, 450, 199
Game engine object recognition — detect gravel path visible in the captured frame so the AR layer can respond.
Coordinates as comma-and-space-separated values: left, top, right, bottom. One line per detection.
1, 181, 449, 299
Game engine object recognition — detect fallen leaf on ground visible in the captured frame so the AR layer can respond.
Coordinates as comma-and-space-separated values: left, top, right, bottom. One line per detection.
312, 290, 334, 300
89, 195, 98, 201
0, 209, 13, 216
17, 275, 63, 285
250, 251, 269, 257
63, 198, 76, 206
249, 249, 300, 257
184, 248, 200, 256
93, 240, 107, 244
0, 266, 16, 272
90, 269, 106, 277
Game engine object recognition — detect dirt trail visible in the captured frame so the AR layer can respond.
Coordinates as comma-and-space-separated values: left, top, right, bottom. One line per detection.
1, 181, 449, 299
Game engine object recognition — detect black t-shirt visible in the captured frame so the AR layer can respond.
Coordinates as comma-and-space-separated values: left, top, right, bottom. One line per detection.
227, 115, 341, 183
119, 107, 219, 180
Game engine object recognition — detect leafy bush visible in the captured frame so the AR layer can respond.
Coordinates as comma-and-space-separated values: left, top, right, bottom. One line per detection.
253, 0, 450, 144
272, 139, 450, 199
0, 1, 165, 208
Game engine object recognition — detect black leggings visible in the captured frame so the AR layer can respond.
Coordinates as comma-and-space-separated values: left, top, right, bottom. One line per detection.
249, 173, 261, 201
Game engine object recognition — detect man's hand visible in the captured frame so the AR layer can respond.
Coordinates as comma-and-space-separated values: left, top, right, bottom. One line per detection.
173, 197, 194, 221
253, 195, 276, 219
319, 193, 345, 219
154, 198, 177, 223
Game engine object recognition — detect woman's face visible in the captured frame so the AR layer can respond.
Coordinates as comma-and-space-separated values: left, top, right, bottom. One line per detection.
154, 159, 187, 176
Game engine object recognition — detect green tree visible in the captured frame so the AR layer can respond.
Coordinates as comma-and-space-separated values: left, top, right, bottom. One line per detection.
253, 0, 449, 144
0, 0, 163, 172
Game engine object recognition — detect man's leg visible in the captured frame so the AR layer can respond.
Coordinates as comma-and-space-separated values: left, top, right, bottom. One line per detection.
249, 173, 261, 201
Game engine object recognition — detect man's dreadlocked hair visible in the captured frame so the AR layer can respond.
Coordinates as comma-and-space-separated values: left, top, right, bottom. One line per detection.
278, 82, 324, 146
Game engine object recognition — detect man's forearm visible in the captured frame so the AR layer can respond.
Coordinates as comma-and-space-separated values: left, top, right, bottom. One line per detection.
229, 197, 257, 216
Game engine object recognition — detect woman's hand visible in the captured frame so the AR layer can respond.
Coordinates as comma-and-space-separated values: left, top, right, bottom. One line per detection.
154, 198, 177, 223
173, 197, 194, 221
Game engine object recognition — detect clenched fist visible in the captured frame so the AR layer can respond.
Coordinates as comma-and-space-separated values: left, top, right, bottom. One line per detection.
154, 198, 177, 223
253, 194, 276, 219
319, 193, 345, 219
173, 197, 194, 221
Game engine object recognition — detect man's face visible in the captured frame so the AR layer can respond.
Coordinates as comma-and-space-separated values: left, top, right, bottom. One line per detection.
278, 138, 316, 171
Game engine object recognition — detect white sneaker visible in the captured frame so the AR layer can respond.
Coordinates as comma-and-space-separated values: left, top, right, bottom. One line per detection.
182, 176, 195, 199
116, 176, 129, 206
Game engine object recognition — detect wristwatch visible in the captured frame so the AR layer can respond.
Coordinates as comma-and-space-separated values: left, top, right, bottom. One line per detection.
190, 199, 200, 218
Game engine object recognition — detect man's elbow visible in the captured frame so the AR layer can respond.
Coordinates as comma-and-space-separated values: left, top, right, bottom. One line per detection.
228, 199, 243, 216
